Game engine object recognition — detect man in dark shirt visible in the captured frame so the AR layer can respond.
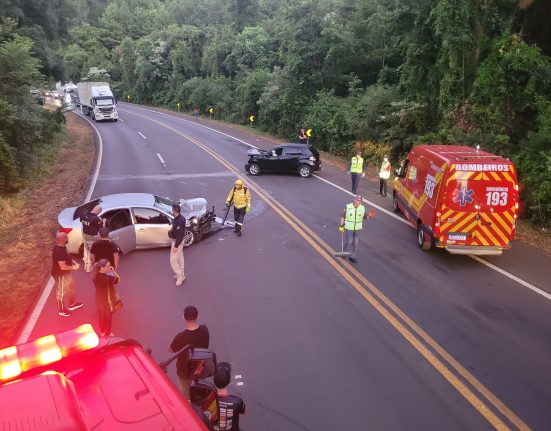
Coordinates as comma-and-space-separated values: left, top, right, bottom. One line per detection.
169, 305, 209, 400
169, 203, 187, 286
214, 362, 246, 431
80, 205, 105, 272
52, 232, 83, 317
91, 227, 120, 269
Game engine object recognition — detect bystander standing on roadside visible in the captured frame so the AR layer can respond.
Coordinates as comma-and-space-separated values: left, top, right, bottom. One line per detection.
298, 128, 308, 144
92, 258, 120, 337
378, 154, 391, 197
169, 306, 210, 400
91, 227, 119, 269
347, 150, 365, 195
52, 232, 83, 317
214, 362, 246, 431
80, 205, 105, 272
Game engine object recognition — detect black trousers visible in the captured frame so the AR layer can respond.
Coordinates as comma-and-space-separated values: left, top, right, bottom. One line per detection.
234, 207, 246, 232
379, 178, 388, 196
96, 296, 112, 335
351, 173, 360, 194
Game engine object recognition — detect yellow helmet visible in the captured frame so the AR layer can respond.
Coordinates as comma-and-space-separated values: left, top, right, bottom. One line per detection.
235, 179, 243, 186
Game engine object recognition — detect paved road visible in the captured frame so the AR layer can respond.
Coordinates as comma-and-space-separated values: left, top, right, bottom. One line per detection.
26, 104, 551, 430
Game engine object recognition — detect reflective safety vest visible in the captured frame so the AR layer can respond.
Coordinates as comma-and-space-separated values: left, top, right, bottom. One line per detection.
350, 156, 364, 174
379, 160, 391, 179
344, 203, 365, 231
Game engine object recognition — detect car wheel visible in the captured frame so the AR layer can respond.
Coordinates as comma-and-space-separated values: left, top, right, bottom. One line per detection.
417, 223, 431, 251
248, 163, 261, 176
393, 194, 401, 213
298, 164, 312, 178
183, 229, 195, 247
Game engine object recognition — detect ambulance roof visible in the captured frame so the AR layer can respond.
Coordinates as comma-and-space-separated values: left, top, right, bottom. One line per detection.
412, 145, 511, 165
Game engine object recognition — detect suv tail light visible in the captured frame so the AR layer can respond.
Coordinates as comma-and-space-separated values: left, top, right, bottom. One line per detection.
309, 156, 316, 162
58, 227, 73, 234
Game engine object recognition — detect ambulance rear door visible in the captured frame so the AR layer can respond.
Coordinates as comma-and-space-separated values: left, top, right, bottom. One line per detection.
439, 163, 517, 249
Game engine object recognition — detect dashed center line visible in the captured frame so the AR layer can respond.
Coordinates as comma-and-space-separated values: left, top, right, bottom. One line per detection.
138, 131, 147, 139
156, 152, 166, 166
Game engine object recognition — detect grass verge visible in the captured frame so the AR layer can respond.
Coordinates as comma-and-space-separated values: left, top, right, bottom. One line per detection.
0, 112, 94, 347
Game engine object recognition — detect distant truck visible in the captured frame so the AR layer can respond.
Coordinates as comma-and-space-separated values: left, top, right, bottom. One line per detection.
77, 81, 118, 122
393, 145, 519, 255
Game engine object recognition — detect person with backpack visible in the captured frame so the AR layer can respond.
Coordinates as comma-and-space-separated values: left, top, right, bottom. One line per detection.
225, 180, 251, 237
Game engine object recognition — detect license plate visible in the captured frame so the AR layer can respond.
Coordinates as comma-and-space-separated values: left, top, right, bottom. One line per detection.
449, 234, 467, 241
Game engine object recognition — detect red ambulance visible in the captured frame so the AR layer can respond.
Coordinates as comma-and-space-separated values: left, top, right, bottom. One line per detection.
393, 145, 519, 255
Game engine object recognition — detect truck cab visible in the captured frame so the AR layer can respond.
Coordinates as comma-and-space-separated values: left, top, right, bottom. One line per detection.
77, 82, 119, 122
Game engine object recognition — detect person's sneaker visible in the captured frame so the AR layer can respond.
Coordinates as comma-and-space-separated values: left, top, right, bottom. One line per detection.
176, 277, 186, 286
237, 231, 242, 237
349, 257, 357, 263
68, 302, 84, 311
58, 310, 71, 317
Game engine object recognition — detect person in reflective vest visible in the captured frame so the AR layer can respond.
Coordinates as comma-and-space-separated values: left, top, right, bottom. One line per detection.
338, 195, 375, 263
226, 179, 252, 237
378, 154, 391, 197
347, 151, 365, 194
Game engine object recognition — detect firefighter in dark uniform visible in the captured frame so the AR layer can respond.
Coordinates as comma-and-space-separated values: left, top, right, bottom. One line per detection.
80, 205, 105, 272
226, 179, 251, 237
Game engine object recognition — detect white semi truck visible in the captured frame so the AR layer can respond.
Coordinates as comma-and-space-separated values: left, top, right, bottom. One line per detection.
77, 82, 118, 122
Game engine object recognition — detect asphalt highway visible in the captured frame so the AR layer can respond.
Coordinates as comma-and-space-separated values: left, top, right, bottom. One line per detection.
26, 104, 551, 430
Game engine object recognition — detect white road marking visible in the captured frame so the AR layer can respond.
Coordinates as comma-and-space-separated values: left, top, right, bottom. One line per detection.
118, 104, 550, 300
17, 112, 104, 344
119, 118, 124, 122
98, 172, 235, 181
471, 256, 551, 300
138, 131, 147, 139
156, 152, 166, 166
313, 174, 406, 225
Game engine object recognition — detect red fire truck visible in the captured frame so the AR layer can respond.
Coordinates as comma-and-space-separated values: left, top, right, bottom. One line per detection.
393, 145, 519, 255
0, 324, 218, 430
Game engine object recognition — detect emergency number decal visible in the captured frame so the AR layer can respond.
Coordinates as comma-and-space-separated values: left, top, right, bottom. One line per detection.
485, 186, 508, 206
424, 174, 436, 199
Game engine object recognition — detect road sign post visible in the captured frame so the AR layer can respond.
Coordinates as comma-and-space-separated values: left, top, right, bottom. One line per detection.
177, 102, 180, 112
249, 115, 254, 133
209, 107, 214, 120
306, 128, 312, 145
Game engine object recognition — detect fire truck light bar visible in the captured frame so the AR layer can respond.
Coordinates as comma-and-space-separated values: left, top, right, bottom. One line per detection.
0, 324, 99, 382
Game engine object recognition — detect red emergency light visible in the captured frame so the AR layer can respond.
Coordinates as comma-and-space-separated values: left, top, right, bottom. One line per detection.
0, 324, 99, 382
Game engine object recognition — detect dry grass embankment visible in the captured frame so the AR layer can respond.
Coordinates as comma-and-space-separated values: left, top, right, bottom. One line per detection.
0, 111, 94, 347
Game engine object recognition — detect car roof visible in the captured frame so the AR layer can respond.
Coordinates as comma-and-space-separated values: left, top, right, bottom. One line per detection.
412, 145, 512, 165
99, 193, 156, 209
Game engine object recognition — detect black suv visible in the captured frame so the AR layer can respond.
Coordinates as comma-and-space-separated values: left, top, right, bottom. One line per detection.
245, 144, 321, 178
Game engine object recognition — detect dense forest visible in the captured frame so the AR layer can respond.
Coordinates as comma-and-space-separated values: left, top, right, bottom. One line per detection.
1, 0, 550, 225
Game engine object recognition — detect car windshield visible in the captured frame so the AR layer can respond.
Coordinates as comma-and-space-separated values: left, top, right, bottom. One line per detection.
154, 195, 174, 214
96, 97, 114, 106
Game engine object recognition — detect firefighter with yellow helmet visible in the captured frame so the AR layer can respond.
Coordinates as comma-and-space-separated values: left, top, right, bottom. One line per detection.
226, 179, 252, 237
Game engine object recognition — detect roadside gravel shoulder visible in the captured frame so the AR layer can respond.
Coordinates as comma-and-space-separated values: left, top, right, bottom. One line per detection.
0, 112, 94, 347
